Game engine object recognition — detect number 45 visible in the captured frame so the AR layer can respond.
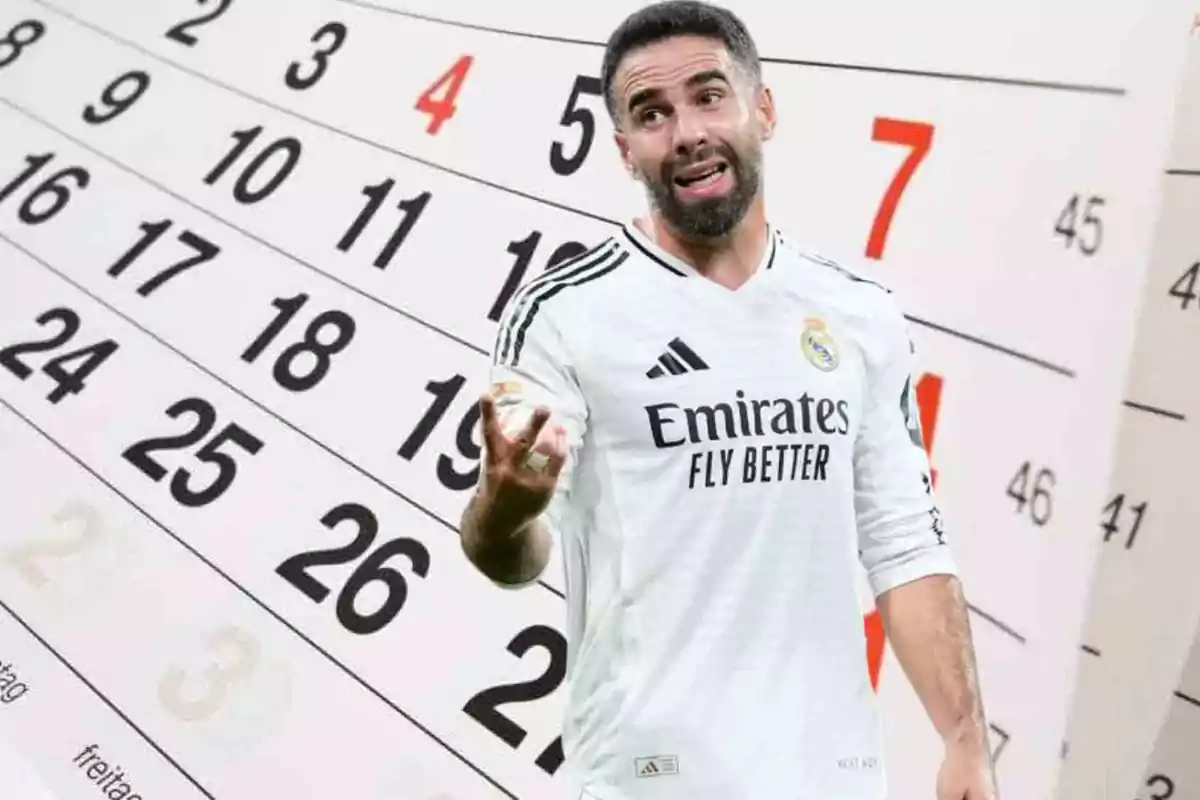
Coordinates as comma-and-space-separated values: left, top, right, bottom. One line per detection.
1055, 194, 1104, 255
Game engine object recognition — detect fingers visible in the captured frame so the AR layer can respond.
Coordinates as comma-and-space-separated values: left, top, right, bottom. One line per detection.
511, 405, 551, 455
545, 424, 568, 479
478, 393, 504, 459
478, 393, 556, 463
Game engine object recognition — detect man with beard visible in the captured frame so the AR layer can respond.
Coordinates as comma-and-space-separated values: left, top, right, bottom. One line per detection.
459, 2, 998, 798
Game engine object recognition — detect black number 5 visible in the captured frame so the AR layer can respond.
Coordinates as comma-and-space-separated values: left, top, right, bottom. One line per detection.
549, 75, 602, 176
122, 397, 264, 507
285, 22, 347, 90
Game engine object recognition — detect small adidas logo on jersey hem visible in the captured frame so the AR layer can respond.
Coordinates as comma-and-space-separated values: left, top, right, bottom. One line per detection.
634, 755, 679, 778
647, 338, 708, 379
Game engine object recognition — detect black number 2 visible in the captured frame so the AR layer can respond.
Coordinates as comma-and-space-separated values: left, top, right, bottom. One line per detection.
165, 0, 234, 46
463, 625, 567, 774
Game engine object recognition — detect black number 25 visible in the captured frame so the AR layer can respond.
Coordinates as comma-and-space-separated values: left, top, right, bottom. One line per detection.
122, 396, 263, 507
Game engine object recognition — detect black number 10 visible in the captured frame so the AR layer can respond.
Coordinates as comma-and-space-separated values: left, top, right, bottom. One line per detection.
204, 126, 301, 204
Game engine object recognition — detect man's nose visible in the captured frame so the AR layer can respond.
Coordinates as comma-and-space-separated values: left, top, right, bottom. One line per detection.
671, 106, 708, 153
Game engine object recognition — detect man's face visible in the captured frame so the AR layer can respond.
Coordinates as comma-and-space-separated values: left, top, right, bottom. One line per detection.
612, 34, 775, 239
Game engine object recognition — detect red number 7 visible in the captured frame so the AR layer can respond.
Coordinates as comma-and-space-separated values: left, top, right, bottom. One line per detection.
866, 118, 934, 260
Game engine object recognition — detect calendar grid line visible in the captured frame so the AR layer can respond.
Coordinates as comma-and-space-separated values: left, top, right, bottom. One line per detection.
1122, 400, 1187, 421
902, 313, 1075, 378
967, 602, 1026, 645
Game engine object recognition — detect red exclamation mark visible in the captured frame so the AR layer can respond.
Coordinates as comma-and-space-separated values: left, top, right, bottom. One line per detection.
864, 609, 885, 690
916, 372, 944, 489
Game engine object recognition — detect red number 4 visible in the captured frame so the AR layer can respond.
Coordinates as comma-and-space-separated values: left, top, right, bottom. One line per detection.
415, 55, 473, 135
866, 118, 934, 260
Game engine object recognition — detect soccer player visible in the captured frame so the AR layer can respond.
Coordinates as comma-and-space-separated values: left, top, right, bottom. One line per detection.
459, 2, 998, 797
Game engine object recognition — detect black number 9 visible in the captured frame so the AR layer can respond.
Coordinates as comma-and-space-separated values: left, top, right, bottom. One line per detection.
285, 22, 347, 90
83, 70, 151, 125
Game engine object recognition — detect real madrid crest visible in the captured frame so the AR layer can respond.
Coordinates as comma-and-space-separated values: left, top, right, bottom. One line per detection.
800, 317, 839, 372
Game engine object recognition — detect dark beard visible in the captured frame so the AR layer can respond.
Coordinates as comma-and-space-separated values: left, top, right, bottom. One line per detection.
646, 143, 761, 239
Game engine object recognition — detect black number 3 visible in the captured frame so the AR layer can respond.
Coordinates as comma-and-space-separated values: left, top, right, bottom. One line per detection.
285, 22, 347, 90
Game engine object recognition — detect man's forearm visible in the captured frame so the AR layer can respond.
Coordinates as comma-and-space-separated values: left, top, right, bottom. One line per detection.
459, 488, 552, 586
876, 573, 990, 752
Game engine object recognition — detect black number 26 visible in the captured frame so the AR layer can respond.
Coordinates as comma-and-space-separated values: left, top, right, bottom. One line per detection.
276, 501, 430, 635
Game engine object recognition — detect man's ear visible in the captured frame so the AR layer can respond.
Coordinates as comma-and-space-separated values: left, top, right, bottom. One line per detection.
757, 85, 777, 141
614, 130, 638, 178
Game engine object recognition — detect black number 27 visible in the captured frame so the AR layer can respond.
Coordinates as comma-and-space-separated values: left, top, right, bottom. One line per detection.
463, 625, 567, 774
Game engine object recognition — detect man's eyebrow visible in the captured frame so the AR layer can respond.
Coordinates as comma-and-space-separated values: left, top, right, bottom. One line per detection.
626, 69, 732, 113
627, 86, 659, 113
685, 68, 730, 89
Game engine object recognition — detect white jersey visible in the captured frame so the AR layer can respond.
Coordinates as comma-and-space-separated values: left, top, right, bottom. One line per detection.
486, 220, 957, 799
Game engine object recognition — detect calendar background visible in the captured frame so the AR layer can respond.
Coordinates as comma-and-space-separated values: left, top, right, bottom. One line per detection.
0, 1, 1196, 798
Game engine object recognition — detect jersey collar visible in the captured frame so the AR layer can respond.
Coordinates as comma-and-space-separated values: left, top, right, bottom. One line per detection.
620, 219, 778, 281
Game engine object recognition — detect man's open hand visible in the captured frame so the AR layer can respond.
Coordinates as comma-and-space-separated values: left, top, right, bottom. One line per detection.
476, 392, 567, 533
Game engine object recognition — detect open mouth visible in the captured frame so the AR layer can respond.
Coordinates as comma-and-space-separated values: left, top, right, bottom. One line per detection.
673, 161, 729, 188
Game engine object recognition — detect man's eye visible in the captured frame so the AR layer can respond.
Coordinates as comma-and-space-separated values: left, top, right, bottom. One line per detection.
699, 89, 722, 104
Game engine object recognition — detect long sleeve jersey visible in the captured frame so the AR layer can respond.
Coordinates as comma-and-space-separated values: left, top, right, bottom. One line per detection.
486, 219, 957, 799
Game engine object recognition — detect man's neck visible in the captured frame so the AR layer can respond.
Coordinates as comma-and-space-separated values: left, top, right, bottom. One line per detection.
638, 203, 769, 291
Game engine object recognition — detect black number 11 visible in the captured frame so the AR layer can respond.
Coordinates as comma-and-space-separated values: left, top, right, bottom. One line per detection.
337, 178, 431, 269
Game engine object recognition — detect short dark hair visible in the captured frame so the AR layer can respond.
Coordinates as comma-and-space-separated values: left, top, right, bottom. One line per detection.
600, 0, 762, 123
